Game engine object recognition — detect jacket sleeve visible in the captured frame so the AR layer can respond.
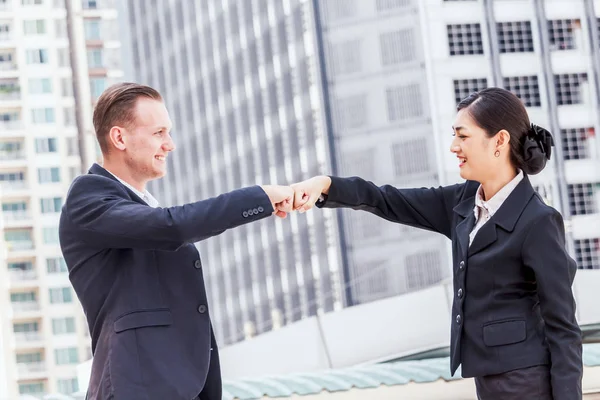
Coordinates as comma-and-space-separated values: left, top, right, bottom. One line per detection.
61, 175, 274, 251
522, 210, 583, 400
317, 176, 464, 238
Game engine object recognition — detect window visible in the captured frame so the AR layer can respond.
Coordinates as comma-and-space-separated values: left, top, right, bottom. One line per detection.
38, 167, 60, 183
22, 0, 44, 5
561, 127, 594, 160
25, 49, 49, 64
0, 171, 25, 183
19, 382, 44, 395
87, 48, 103, 68
55, 19, 67, 37
54, 347, 79, 365
555, 73, 588, 105
329, 39, 362, 76
90, 77, 106, 100
10, 291, 36, 303
503, 75, 541, 107
82, 0, 97, 9
405, 250, 443, 290
63, 107, 75, 126
8, 261, 33, 271
84, 19, 100, 39
31, 108, 55, 123
35, 138, 57, 153
57, 48, 70, 67
386, 83, 423, 121
548, 19, 580, 51
334, 94, 367, 131
49, 287, 73, 304
23, 20, 46, 35
392, 138, 432, 178
57, 378, 79, 395
341, 148, 376, 179
67, 136, 79, 155
28, 78, 52, 94
52, 317, 75, 334
42, 227, 59, 244
47, 257, 67, 273
380, 29, 415, 65
376, 0, 411, 11
447, 23, 484, 55
568, 183, 599, 215
453, 78, 488, 104
41, 197, 62, 213
13, 322, 39, 333
574, 238, 600, 269
61, 77, 73, 97
324, 0, 356, 20
497, 21, 534, 53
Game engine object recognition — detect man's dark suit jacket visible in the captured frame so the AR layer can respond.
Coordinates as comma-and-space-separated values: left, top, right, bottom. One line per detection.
59, 163, 274, 400
318, 174, 583, 400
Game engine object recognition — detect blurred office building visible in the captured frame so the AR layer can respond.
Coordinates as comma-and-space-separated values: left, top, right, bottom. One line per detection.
120, 0, 600, 348
0, 0, 123, 397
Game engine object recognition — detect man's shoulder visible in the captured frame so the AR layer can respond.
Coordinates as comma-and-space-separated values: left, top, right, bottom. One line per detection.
66, 173, 127, 201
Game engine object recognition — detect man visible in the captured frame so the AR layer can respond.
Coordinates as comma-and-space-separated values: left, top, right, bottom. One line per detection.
59, 83, 294, 400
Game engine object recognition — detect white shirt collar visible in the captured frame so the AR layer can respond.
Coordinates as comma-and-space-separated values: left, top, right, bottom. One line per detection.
106, 170, 160, 208
473, 169, 523, 220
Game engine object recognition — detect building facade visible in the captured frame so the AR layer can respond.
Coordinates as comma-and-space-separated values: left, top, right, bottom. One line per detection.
0, 0, 122, 397
121, 0, 600, 348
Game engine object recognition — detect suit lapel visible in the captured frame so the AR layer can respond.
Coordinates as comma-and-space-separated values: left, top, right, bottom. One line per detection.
453, 193, 476, 262
452, 175, 536, 258
468, 219, 497, 256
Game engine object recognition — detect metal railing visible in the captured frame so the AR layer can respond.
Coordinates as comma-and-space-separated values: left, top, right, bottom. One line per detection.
14, 331, 43, 343
16, 361, 46, 376
9, 269, 37, 281
11, 301, 41, 312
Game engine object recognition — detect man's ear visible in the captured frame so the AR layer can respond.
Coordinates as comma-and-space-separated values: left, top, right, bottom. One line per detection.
108, 126, 127, 151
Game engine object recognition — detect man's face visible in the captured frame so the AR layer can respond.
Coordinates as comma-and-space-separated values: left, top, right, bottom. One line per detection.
123, 98, 175, 182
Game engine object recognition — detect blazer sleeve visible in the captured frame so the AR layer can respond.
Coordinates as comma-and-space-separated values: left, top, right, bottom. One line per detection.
317, 176, 464, 238
61, 174, 275, 251
522, 210, 583, 400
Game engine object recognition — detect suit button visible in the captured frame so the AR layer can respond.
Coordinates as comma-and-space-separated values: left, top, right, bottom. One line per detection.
456, 314, 461, 324
253, 208, 258, 214
258, 206, 264, 212
198, 305, 207, 314
194, 260, 201, 269
457, 288, 463, 298
459, 261, 465, 270
242, 211, 248, 218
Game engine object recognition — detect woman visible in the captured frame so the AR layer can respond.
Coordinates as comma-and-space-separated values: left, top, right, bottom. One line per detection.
292, 88, 582, 399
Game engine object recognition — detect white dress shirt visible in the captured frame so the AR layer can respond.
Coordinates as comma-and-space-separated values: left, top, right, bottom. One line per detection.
106, 170, 160, 208
469, 170, 523, 246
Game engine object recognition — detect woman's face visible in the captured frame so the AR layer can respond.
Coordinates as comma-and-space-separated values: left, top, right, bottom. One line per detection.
450, 108, 502, 183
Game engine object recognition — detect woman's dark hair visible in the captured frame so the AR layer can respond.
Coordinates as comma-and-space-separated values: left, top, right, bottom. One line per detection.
457, 87, 553, 175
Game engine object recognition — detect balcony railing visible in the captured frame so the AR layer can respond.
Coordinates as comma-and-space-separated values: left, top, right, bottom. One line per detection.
3, 210, 31, 221
9, 269, 37, 281
0, 120, 22, 130
6, 240, 34, 251
16, 361, 46, 376
0, 2, 11, 11
11, 301, 40, 312
0, 88, 20, 100
0, 150, 25, 160
0, 32, 12, 41
14, 331, 42, 343
0, 181, 28, 192
0, 62, 17, 71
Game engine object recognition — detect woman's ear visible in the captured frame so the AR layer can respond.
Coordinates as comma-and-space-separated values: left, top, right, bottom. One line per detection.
495, 129, 511, 151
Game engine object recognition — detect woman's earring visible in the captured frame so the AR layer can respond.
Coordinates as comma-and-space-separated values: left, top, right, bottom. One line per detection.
494, 150, 500, 157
